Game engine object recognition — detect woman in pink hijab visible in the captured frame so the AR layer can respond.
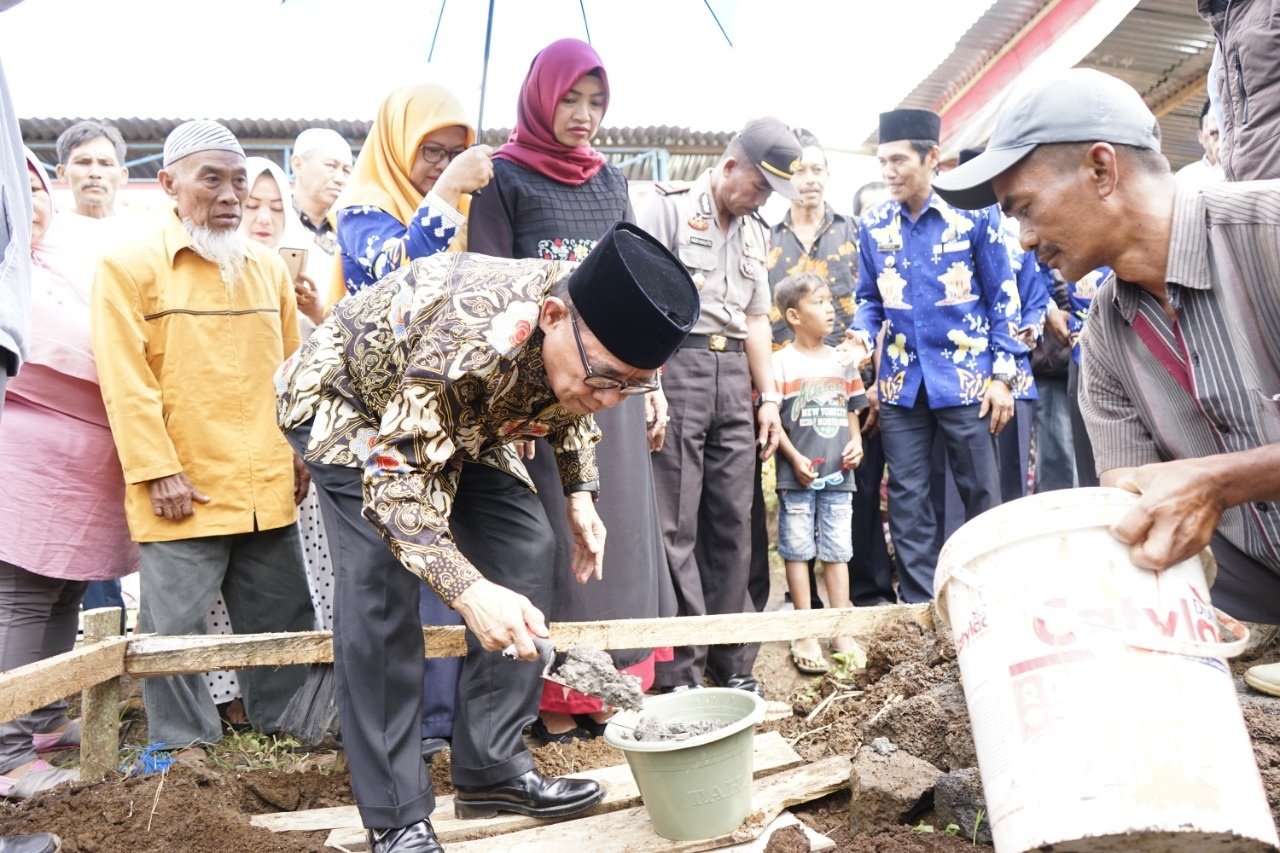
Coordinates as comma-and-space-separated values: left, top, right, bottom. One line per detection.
469, 38, 674, 744
0, 150, 137, 799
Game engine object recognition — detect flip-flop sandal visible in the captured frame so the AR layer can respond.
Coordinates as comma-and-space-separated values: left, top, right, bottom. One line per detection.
0, 760, 78, 799
33, 719, 80, 754
789, 644, 830, 675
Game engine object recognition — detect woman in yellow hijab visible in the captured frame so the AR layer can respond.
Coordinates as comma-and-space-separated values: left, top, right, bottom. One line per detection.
331, 82, 493, 302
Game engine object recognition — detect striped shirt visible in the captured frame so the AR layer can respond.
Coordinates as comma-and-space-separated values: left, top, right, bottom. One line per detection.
1079, 180, 1280, 573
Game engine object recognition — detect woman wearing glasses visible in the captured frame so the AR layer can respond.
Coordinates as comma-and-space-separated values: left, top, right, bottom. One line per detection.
469, 38, 675, 745
329, 82, 491, 759
332, 82, 493, 297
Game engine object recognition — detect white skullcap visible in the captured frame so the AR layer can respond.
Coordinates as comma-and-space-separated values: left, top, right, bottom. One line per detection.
293, 128, 351, 158
163, 120, 244, 168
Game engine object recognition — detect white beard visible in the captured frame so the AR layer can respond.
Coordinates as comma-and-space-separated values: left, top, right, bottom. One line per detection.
182, 218, 247, 285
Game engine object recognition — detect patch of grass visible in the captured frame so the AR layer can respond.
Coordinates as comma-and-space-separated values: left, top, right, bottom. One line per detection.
789, 674, 824, 706
206, 730, 303, 772
829, 648, 866, 679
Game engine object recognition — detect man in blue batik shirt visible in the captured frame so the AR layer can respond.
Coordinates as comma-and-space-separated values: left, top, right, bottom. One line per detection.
852, 109, 1024, 603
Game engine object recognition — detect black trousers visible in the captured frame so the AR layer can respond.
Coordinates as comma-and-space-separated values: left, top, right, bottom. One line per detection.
880, 391, 1001, 603
652, 347, 759, 686
850, 425, 896, 605
295, 435, 554, 829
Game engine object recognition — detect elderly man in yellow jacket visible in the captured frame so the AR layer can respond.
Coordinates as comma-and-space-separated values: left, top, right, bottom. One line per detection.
92, 121, 314, 752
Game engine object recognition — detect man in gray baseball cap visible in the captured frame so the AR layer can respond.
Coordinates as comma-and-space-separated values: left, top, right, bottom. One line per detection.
934, 68, 1161, 210
937, 67, 1280, 694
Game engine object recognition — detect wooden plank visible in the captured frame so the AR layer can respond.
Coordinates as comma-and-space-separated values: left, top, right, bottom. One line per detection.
327, 809, 835, 853
545, 606, 932, 652
261, 730, 800, 835
125, 632, 335, 676
129, 605, 930, 676
0, 637, 127, 722
443, 756, 851, 853
79, 608, 124, 781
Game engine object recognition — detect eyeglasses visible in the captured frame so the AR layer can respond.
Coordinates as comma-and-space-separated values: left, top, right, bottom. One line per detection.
419, 144, 468, 166
809, 471, 845, 490
569, 311, 658, 395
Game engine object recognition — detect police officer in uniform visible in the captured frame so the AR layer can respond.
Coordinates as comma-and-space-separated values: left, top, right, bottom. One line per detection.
638, 117, 801, 694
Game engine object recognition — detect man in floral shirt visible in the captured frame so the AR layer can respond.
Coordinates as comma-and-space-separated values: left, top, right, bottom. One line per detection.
852, 109, 1023, 604
276, 223, 698, 853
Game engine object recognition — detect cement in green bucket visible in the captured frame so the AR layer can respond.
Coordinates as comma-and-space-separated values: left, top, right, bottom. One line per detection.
603, 687, 766, 841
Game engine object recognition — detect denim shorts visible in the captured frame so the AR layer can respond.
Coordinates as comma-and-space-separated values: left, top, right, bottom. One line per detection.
776, 489, 853, 563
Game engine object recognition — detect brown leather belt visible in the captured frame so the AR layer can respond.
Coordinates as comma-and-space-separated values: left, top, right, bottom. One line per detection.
679, 333, 745, 353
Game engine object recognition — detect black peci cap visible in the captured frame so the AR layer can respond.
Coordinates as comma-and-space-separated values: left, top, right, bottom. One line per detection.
568, 223, 700, 370
879, 109, 942, 145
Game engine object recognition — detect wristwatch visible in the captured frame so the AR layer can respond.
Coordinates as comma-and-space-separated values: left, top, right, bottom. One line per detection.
990, 371, 1016, 387
759, 391, 783, 407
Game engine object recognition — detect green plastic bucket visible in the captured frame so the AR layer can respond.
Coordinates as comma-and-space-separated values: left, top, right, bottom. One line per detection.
603, 687, 766, 841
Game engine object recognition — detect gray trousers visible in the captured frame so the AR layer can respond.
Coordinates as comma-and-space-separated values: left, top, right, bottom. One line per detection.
1032, 375, 1077, 492
1067, 360, 1099, 487
651, 347, 759, 687
296, 439, 555, 829
0, 560, 86, 773
137, 527, 313, 746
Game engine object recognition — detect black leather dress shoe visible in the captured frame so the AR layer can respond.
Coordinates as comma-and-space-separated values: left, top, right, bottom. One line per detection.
454, 769, 604, 820
716, 673, 764, 697
367, 818, 443, 853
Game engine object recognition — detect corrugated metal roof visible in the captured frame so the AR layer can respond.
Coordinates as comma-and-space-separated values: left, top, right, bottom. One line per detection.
19, 118, 733, 181
1077, 0, 1214, 167
898, 0, 1054, 117
877, 0, 1214, 169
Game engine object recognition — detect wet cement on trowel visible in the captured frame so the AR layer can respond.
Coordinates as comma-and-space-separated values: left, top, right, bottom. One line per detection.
549, 645, 644, 712
621, 715, 729, 742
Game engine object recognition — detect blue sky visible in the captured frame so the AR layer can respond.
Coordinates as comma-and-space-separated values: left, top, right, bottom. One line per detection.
1, 0, 993, 152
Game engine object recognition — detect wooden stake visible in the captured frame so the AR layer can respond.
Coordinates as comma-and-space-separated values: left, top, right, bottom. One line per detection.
80, 607, 125, 781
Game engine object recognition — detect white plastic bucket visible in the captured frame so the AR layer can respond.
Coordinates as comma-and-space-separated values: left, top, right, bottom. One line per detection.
934, 487, 1279, 853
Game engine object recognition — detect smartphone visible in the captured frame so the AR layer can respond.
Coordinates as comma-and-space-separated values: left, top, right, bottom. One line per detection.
279, 247, 308, 281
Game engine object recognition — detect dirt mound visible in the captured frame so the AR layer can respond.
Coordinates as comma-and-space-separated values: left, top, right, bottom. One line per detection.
763, 617, 975, 775
0, 766, 346, 852
5, 615, 1277, 853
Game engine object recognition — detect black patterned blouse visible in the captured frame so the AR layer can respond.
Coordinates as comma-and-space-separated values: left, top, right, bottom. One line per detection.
468, 158, 632, 260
